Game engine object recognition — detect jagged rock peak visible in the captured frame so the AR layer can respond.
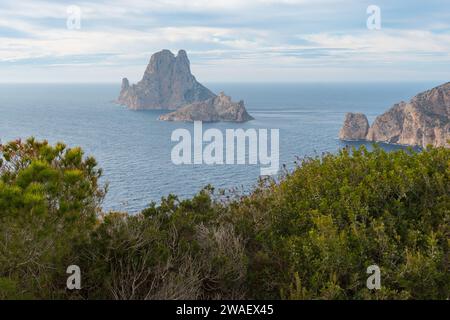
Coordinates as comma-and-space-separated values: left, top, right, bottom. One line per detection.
121, 78, 129, 90
176, 49, 189, 64
118, 49, 215, 110
144, 49, 190, 76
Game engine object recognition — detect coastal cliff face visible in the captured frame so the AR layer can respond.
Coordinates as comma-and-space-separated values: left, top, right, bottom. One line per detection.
158, 92, 254, 122
339, 82, 450, 148
118, 49, 215, 110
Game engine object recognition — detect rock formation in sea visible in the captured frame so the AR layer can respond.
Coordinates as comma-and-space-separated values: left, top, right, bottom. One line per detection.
339, 82, 450, 148
339, 113, 370, 140
118, 49, 254, 122
118, 49, 215, 110
158, 92, 254, 122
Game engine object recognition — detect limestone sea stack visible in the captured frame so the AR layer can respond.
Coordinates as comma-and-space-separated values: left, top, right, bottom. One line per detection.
339, 82, 450, 148
118, 49, 215, 110
158, 92, 254, 122
339, 113, 370, 140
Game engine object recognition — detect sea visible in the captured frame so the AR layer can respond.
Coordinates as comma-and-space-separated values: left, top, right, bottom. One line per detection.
0, 82, 439, 213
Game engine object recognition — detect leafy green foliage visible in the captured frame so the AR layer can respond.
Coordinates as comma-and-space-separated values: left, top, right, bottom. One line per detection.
227, 145, 449, 299
0, 139, 448, 299
0, 138, 105, 298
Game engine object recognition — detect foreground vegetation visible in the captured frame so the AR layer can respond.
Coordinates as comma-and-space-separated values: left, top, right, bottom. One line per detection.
0, 138, 448, 299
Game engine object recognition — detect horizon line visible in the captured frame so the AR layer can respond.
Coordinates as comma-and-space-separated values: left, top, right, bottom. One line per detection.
0, 80, 447, 85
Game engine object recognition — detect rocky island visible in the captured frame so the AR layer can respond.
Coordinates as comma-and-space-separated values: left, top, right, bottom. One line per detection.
118, 49, 215, 110
158, 92, 253, 122
118, 49, 254, 122
339, 82, 450, 148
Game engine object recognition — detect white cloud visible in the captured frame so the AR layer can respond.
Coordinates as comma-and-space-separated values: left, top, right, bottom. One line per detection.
0, 0, 449, 82
301, 30, 450, 62
0, 0, 338, 19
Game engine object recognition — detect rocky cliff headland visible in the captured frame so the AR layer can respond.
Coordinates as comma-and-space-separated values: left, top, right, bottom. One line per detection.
118, 50, 253, 122
339, 82, 450, 148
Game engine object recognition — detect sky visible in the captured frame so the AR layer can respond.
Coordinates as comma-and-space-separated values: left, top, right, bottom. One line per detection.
0, 0, 449, 83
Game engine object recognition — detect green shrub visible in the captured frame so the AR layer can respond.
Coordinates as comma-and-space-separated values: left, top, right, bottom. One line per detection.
0, 139, 448, 300
0, 138, 105, 298
227, 145, 449, 299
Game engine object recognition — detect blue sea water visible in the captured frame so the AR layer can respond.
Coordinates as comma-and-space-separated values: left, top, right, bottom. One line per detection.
0, 82, 439, 213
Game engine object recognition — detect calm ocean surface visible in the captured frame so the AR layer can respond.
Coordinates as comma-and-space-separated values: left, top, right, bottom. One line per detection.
0, 82, 438, 213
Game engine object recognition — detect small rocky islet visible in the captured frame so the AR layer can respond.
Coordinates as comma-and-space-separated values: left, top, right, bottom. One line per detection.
117, 49, 253, 122
158, 92, 253, 122
339, 82, 450, 148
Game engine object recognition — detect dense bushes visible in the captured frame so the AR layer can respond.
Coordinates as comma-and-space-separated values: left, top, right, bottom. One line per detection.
226, 145, 449, 299
79, 195, 247, 299
0, 138, 105, 299
0, 138, 448, 299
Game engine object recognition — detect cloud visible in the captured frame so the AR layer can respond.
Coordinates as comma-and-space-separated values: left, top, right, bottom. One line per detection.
0, 0, 449, 82
301, 30, 450, 63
